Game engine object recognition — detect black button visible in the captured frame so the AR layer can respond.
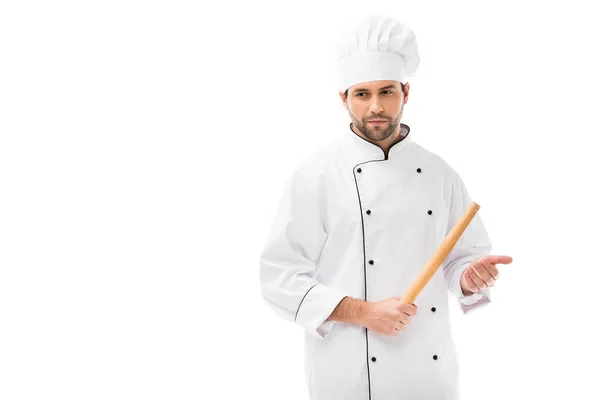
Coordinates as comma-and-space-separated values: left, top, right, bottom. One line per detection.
433, 355, 438, 360
427, 210, 432, 215
369, 260, 374, 265
366, 210, 371, 215
417, 168, 422, 173
357, 168, 362, 173
371, 357, 376, 362
431, 307, 436, 312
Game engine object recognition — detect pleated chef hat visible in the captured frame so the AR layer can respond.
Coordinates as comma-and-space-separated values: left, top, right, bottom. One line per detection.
337, 15, 420, 92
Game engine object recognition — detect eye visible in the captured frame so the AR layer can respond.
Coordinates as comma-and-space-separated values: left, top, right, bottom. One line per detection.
382, 90, 394, 95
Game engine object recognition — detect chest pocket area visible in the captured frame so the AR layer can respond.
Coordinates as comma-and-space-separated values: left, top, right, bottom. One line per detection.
374, 170, 450, 266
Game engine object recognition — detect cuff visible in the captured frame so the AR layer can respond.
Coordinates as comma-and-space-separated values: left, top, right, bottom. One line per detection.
453, 262, 492, 314
295, 284, 347, 340
459, 287, 491, 314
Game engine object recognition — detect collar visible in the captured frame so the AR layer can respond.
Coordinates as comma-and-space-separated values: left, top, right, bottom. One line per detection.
345, 122, 412, 163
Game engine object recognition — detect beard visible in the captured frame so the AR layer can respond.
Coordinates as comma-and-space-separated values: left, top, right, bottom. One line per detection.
349, 103, 404, 141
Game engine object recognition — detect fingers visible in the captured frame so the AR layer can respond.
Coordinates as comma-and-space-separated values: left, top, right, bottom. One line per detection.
481, 259, 499, 280
485, 255, 513, 265
394, 304, 416, 334
473, 260, 496, 286
462, 273, 478, 293
394, 317, 409, 335
393, 298, 417, 316
398, 313, 411, 325
403, 304, 417, 317
467, 269, 486, 292
393, 323, 404, 335
464, 257, 502, 293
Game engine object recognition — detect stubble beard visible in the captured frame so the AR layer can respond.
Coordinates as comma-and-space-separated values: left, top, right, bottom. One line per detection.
350, 104, 404, 142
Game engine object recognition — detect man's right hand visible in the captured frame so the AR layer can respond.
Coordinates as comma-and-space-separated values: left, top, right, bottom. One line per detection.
361, 297, 417, 336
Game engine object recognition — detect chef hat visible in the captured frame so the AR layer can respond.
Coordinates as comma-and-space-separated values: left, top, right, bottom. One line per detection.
337, 15, 420, 92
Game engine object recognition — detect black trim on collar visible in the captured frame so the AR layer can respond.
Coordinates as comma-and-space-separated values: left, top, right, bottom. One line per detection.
348, 122, 411, 161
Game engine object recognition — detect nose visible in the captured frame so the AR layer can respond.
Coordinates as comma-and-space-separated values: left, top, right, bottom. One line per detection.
369, 99, 383, 114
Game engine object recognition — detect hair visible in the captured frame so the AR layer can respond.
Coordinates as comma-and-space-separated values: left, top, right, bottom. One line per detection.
344, 82, 405, 99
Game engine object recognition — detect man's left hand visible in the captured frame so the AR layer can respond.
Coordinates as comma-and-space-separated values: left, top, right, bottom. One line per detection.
460, 255, 513, 296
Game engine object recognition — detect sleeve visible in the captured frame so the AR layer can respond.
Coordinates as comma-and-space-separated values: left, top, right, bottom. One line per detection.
441, 167, 493, 314
259, 169, 348, 340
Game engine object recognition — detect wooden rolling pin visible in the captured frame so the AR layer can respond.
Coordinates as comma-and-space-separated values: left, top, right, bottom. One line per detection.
401, 201, 480, 304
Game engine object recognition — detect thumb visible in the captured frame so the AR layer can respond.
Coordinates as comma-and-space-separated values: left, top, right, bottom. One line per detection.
394, 297, 415, 305
394, 297, 417, 308
484, 255, 513, 265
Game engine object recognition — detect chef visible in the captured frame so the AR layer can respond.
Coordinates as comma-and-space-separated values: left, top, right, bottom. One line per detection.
259, 15, 513, 400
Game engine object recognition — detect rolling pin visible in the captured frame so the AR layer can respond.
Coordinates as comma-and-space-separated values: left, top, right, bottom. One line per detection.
400, 201, 480, 304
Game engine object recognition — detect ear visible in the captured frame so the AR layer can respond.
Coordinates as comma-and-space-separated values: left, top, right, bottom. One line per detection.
403, 82, 410, 103
339, 90, 348, 108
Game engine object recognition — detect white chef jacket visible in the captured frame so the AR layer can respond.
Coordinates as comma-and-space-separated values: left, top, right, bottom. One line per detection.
259, 123, 493, 400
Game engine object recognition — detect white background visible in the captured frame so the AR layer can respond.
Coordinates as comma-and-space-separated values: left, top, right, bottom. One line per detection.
1, 1, 599, 399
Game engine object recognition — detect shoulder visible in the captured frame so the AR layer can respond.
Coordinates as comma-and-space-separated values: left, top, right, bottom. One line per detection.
292, 138, 342, 184
410, 141, 458, 179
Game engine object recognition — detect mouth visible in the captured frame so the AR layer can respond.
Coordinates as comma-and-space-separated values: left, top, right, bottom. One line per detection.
368, 120, 387, 124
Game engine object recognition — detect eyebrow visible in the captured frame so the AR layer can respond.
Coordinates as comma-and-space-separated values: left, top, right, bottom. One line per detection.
353, 85, 397, 93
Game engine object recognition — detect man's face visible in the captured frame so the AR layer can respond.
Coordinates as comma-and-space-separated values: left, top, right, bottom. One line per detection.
339, 80, 409, 141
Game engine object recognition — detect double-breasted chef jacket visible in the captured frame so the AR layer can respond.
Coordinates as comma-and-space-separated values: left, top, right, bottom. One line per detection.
259, 122, 493, 400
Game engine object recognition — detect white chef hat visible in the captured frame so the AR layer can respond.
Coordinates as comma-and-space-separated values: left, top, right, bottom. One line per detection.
337, 15, 420, 92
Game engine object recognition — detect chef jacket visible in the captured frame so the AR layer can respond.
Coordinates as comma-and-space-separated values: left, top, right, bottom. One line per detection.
259, 123, 493, 400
